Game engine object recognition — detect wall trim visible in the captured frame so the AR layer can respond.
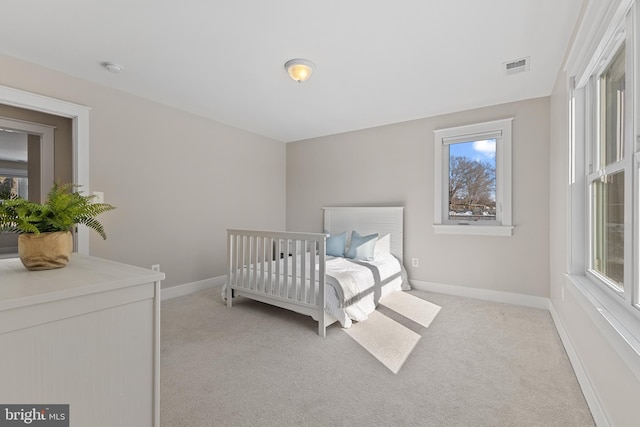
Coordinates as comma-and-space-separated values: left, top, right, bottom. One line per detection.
161, 275, 225, 301
565, 274, 640, 382
410, 280, 549, 310
164, 277, 549, 309
549, 302, 610, 427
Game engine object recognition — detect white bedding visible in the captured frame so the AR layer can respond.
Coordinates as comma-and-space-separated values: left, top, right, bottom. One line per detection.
324, 253, 406, 328
226, 252, 408, 329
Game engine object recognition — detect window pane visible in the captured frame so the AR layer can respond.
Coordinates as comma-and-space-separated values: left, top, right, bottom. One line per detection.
448, 139, 496, 221
592, 171, 624, 289
599, 43, 625, 168
0, 177, 27, 199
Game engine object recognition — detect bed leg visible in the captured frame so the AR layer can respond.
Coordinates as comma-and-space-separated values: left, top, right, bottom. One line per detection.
226, 285, 233, 308
318, 322, 326, 337
318, 312, 327, 337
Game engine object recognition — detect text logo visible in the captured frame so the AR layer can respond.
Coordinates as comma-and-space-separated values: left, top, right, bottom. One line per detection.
0, 405, 68, 427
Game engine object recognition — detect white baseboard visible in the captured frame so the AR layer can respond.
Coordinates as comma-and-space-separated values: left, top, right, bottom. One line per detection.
410, 280, 550, 310
161, 275, 225, 301
549, 302, 609, 427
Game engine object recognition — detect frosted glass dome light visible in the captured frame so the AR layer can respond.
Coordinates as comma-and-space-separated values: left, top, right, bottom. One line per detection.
285, 59, 314, 83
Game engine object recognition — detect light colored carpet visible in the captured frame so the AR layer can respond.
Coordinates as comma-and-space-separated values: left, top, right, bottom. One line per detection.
343, 291, 440, 373
378, 290, 442, 328
344, 310, 421, 374
160, 288, 595, 427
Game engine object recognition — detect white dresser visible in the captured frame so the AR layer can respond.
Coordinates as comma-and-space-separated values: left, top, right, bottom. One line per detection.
0, 254, 164, 427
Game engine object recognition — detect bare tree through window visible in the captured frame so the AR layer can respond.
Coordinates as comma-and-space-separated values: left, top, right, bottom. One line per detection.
448, 140, 496, 221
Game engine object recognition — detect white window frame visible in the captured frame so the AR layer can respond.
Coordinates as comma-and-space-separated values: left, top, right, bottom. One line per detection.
585, 37, 629, 296
433, 118, 513, 236
566, 0, 640, 379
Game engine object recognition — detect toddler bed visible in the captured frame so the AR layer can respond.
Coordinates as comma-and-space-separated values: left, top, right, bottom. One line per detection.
225, 207, 408, 336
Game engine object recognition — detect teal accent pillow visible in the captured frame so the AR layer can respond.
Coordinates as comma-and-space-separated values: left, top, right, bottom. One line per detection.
325, 231, 347, 257
346, 231, 378, 261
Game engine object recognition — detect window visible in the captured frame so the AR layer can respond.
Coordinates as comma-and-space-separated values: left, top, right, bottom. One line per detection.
0, 176, 28, 199
567, 0, 640, 355
433, 118, 513, 236
590, 42, 627, 293
580, 17, 634, 303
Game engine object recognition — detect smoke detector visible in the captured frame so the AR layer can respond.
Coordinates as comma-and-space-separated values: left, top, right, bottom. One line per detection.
504, 57, 530, 75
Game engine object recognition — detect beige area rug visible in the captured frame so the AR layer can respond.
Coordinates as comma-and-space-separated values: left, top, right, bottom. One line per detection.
344, 292, 441, 373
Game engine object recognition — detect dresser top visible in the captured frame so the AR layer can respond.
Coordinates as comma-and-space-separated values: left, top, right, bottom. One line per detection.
0, 254, 165, 311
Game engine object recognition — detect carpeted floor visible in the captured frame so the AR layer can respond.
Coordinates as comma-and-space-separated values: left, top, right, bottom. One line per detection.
160, 288, 594, 427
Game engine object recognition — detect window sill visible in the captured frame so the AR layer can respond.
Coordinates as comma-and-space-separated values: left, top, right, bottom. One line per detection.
566, 274, 640, 381
433, 224, 513, 236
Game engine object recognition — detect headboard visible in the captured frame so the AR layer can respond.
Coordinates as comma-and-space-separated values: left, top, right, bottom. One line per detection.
322, 206, 404, 263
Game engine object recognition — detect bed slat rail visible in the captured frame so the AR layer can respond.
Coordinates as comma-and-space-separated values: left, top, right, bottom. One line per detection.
226, 229, 328, 336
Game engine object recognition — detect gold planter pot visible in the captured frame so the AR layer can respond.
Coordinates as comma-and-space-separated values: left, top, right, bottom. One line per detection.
18, 231, 73, 271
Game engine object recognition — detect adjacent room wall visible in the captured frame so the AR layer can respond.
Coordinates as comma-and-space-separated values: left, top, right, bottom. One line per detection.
0, 103, 73, 187
0, 54, 286, 288
286, 97, 551, 299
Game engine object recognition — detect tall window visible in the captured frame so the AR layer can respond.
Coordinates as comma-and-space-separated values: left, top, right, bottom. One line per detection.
569, 0, 638, 321
590, 43, 626, 292
434, 118, 513, 236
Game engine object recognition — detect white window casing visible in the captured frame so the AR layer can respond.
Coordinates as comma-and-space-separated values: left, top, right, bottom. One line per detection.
433, 118, 513, 236
566, 0, 640, 381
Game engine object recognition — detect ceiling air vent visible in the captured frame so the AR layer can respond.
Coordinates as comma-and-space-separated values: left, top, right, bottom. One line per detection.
504, 57, 530, 75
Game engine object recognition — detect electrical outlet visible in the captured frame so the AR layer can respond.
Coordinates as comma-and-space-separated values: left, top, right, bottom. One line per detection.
412, 258, 419, 268
151, 264, 160, 272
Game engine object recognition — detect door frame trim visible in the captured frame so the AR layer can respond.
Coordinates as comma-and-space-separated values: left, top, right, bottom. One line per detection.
0, 85, 91, 254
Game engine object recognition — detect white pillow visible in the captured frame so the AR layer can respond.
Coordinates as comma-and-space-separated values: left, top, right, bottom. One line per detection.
345, 231, 378, 261
374, 234, 391, 258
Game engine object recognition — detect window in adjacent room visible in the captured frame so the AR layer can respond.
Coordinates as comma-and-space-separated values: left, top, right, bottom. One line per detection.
0, 176, 27, 199
433, 118, 513, 236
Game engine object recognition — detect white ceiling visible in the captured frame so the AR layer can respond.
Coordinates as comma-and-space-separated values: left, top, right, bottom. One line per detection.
0, 0, 584, 143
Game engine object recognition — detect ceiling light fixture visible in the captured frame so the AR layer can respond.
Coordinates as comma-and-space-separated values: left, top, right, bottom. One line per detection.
102, 62, 124, 74
285, 59, 314, 83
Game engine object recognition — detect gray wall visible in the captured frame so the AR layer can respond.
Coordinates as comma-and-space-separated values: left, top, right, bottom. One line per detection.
287, 97, 550, 298
0, 53, 286, 288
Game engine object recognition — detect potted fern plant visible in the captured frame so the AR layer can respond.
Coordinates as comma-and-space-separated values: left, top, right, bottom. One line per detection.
0, 182, 116, 271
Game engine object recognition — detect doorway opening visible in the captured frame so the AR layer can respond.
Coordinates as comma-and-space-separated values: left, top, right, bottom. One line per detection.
0, 85, 89, 255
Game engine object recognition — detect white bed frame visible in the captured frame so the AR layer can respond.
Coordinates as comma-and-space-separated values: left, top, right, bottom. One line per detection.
226, 206, 404, 336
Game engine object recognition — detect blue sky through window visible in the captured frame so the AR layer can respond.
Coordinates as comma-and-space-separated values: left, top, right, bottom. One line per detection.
449, 138, 496, 161
448, 138, 497, 219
